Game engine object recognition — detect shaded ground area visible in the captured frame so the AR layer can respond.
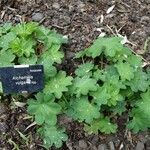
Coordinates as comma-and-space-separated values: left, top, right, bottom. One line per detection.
0, 0, 150, 149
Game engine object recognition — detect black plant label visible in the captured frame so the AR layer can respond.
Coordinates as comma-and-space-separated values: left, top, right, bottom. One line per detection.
0, 65, 44, 94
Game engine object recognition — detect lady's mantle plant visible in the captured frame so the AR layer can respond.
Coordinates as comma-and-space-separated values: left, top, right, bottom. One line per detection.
0, 22, 72, 148
0, 22, 150, 149
66, 36, 150, 134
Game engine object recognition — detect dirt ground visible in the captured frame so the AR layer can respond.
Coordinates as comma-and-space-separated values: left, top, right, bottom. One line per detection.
0, 0, 150, 150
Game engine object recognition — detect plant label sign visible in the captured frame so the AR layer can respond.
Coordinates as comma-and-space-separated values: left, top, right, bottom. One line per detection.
0, 65, 44, 94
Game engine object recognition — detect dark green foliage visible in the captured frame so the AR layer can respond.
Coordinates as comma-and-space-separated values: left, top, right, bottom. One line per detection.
70, 36, 150, 134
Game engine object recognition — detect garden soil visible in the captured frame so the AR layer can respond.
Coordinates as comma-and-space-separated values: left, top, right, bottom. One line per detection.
0, 0, 150, 150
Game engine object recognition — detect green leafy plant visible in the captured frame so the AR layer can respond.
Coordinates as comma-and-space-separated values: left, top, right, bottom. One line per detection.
67, 36, 150, 135
0, 22, 71, 148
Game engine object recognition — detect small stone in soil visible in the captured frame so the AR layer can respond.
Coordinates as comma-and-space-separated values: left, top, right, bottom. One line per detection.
0, 103, 7, 115
89, 145, 97, 150
66, 141, 73, 150
20, 5, 28, 13
114, 139, 120, 148
0, 122, 8, 133
65, 51, 75, 59
138, 133, 148, 144
52, 2, 60, 9
90, 135, 99, 145
98, 144, 108, 150
79, 139, 88, 149
135, 141, 145, 150
145, 27, 150, 36
141, 16, 150, 23
63, 16, 71, 25
32, 12, 44, 22
108, 141, 115, 150
58, 114, 72, 126
145, 140, 150, 150
145, 0, 150, 4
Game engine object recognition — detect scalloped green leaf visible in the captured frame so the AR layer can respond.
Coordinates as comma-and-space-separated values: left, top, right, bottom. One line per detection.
75, 62, 94, 77
0, 32, 16, 50
126, 69, 149, 92
127, 90, 150, 133
90, 86, 110, 106
126, 54, 142, 68
36, 26, 67, 48
12, 22, 38, 37
115, 61, 134, 81
44, 71, 73, 99
67, 96, 100, 123
84, 117, 117, 134
18, 54, 37, 65
0, 50, 15, 67
10, 37, 36, 57
38, 125, 68, 148
41, 44, 64, 64
27, 92, 61, 125
81, 37, 124, 58
109, 101, 126, 115
71, 76, 98, 97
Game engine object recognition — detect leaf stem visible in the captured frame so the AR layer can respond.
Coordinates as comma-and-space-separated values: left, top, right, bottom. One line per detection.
82, 56, 85, 64
62, 94, 68, 105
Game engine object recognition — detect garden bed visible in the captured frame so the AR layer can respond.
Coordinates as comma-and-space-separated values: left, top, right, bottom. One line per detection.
0, 0, 150, 150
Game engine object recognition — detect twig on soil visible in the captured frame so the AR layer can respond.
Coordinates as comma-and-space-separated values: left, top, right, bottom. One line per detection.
21, 15, 25, 23
52, 24, 64, 29
120, 1, 130, 8
1, 11, 5, 19
119, 142, 124, 150
125, 129, 134, 146
106, 25, 116, 35
15, 15, 23, 23
100, 14, 104, 23
39, 17, 46, 24
66, 141, 73, 150
8, 139, 20, 150
7, 7, 16, 11
44, 3, 49, 9
106, 5, 115, 14
117, 24, 126, 33
25, 121, 37, 131
81, 57, 85, 64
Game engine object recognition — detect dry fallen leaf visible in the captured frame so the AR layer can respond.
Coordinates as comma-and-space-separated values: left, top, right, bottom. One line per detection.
106, 5, 115, 14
